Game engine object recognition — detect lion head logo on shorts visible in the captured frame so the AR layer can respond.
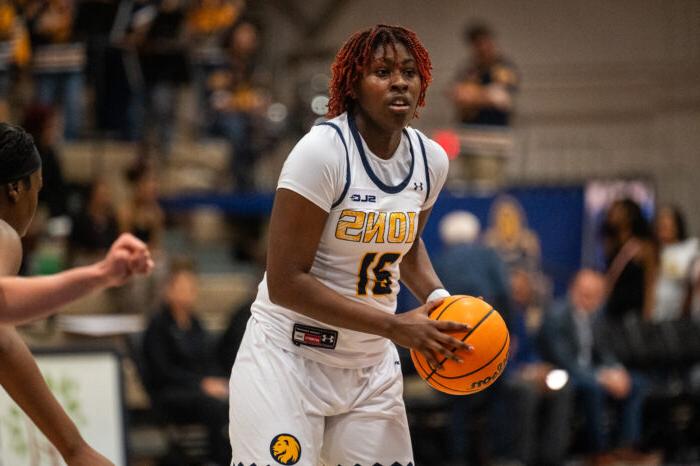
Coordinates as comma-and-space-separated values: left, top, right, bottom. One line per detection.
270, 433, 301, 465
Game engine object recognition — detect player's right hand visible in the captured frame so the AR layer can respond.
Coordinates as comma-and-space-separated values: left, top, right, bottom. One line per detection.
99, 233, 155, 287
388, 300, 473, 369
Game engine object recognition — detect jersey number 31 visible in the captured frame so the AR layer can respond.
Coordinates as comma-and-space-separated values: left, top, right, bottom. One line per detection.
357, 252, 400, 296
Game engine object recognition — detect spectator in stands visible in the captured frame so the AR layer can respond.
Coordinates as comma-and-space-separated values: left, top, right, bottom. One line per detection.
117, 162, 165, 312
142, 257, 230, 466
502, 268, 571, 466
71, 0, 121, 135
652, 205, 698, 321
484, 195, 541, 274
186, 0, 243, 134
0, 0, 30, 121
208, 20, 268, 191
25, 0, 85, 139
217, 217, 266, 373
432, 211, 511, 465
22, 104, 67, 218
689, 257, 700, 320
129, 0, 189, 158
216, 299, 251, 376
434, 210, 510, 313
69, 178, 125, 312
119, 162, 164, 253
450, 22, 519, 127
601, 198, 658, 321
68, 178, 119, 266
539, 270, 652, 465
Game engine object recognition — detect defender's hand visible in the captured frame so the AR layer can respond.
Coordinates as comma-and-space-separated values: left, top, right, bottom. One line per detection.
98, 233, 154, 287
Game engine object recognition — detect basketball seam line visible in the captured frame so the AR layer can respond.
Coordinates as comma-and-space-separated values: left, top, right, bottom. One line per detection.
414, 333, 509, 394
426, 308, 495, 381
419, 332, 510, 394
434, 296, 470, 320
435, 332, 510, 380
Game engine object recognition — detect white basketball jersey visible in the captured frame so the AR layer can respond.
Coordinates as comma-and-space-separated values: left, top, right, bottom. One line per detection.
251, 112, 448, 368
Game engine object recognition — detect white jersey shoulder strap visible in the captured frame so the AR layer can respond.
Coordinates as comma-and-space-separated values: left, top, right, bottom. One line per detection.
316, 121, 351, 208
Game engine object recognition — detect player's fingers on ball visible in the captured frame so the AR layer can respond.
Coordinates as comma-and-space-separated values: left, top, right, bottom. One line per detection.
441, 347, 463, 363
435, 319, 470, 332
437, 332, 472, 353
421, 349, 442, 369
430, 338, 462, 363
428, 342, 450, 367
448, 336, 473, 353
429, 340, 448, 356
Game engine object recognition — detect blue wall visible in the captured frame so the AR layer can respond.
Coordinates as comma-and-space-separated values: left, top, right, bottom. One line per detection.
162, 185, 585, 308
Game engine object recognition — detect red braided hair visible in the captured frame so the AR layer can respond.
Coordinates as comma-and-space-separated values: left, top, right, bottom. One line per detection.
327, 24, 432, 118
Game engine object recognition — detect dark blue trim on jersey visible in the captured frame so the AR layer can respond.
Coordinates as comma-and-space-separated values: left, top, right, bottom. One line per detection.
316, 121, 351, 208
348, 113, 415, 194
415, 130, 431, 203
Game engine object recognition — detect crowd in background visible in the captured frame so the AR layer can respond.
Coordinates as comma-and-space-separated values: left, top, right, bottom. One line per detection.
430, 200, 700, 466
1, 4, 699, 465
0, 0, 276, 190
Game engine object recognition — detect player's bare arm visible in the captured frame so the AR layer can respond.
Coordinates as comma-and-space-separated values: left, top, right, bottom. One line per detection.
0, 233, 154, 324
0, 326, 113, 465
0, 219, 22, 276
395, 208, 474, 365
399, 207, 443, 301
266, 188, 469, 367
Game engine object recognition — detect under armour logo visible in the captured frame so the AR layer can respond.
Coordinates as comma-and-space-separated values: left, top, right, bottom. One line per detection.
413, 182, 424, 191
321, 335, 335, 344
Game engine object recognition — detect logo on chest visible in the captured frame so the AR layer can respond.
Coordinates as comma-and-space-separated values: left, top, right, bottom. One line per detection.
335, 209, 417, 244
349, 188, 379, 204
350, 193, 377, 203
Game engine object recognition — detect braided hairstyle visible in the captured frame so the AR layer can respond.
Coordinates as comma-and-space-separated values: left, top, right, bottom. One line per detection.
0, 123, 38, 188
327, 24, 432, 118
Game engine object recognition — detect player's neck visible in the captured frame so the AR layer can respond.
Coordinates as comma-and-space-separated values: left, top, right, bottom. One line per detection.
353, 112, 402, 160
0, 208, 21, 237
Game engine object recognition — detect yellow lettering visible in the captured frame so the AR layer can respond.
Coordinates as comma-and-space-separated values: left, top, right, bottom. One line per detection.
335, 210, 366, 242
387, 212, 407, 243
363, 212, 386, 243
405, 211, 417, 243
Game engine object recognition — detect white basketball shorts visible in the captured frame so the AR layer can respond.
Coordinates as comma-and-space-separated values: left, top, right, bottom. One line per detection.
229, 316, 414, 466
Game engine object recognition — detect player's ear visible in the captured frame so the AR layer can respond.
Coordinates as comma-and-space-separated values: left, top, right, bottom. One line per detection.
3, 182, 21, 203
6, 181, 21, 203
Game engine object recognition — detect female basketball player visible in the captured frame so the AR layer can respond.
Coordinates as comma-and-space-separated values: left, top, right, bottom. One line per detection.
229, 25, 468, 466
0, 123, 153, 465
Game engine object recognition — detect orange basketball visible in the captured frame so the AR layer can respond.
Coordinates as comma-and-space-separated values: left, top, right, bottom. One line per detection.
410, 295, 510, 395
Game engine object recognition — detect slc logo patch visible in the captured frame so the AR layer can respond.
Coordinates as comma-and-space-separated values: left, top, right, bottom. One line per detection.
270, 433, 301, 465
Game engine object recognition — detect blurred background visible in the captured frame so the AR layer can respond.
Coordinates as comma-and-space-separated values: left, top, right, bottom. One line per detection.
1, 0, 699, 465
